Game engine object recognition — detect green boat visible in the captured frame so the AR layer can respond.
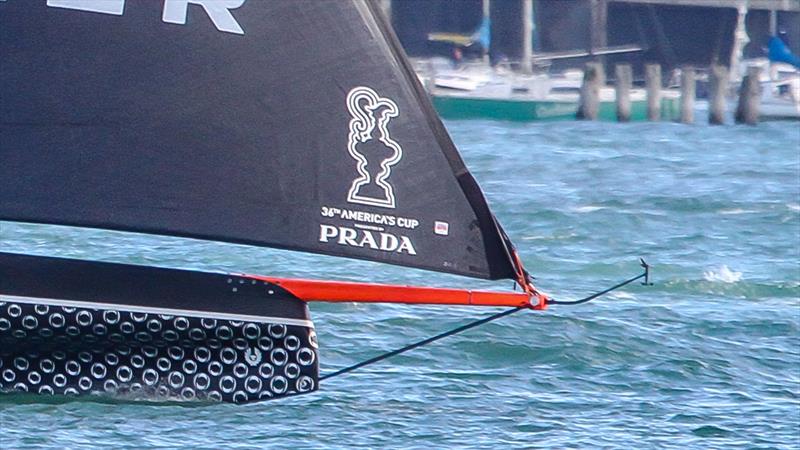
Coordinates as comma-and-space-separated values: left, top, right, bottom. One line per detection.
431, 92, 681, 122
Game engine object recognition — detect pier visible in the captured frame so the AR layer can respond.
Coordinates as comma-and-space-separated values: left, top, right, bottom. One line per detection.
391, 0, 800, 124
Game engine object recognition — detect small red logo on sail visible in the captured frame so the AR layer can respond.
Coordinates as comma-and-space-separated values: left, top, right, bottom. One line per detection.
434, 221, 449, 236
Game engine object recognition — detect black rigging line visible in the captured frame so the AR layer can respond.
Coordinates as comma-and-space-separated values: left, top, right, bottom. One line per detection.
546, 259, 652, 306
321, 307, 523, 381
321, 260, 652, 381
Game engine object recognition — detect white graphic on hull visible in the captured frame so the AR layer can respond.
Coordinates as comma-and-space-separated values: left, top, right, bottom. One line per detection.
244, 348, 262, 366
345, 86, 402, 209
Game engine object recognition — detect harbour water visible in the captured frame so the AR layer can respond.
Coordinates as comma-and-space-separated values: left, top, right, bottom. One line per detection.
1, 120, 798, 448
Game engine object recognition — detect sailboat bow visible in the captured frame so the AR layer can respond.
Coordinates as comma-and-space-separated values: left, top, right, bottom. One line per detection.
0, 0, 607, 405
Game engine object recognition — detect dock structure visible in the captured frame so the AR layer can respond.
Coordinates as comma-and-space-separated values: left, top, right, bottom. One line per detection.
388, 0, 797, 125
735, 65, 762, 125
615, 63, 633, 122
390, 0, 798, 80
521, 0, 533, 75
587, 0, 798, 74
645, 64, 662, 121
709, 64, 729, 125
607, 0, 798, 11
680, 67, 696, 124
577, 62, 605, 121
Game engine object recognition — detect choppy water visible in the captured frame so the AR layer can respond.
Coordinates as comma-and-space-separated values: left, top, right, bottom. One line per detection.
1, 120, 799, 449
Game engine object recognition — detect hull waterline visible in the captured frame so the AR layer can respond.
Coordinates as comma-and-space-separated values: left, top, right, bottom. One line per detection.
431, 95, 681, 122
0, 252, 319, 404
0, 252, 538, 404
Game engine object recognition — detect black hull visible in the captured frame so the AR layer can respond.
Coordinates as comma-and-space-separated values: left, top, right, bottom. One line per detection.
0, 252, 319, 403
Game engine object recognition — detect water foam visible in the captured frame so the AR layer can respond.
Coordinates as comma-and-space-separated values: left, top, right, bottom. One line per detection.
571, 205, 606, 213
718, 208, 756, 215
703, 265, 743, 283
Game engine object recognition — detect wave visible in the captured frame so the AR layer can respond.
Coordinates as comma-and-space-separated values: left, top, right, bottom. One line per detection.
717, 208, 758, 215
570, 205, 607, 213
660, 278, 799, 300
703, 265, 743, 283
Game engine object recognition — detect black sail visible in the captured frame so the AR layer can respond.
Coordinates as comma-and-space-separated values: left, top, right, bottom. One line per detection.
0, 0, 519, 280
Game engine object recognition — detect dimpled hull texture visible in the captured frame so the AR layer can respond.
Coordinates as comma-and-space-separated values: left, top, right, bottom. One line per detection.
0, 252, 319, 403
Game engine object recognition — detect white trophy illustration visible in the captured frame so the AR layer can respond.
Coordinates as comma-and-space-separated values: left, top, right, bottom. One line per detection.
346, 86, 402, 209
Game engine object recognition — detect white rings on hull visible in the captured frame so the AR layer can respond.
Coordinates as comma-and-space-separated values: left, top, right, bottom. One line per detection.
0, 298, 319, 404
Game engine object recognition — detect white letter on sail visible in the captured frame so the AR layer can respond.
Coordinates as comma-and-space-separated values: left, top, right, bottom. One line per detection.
357, 231, 378, 250
319, 225, 338, 242
47, 0, 125, 15
338, 228, 358, 247
163, 0, 246, 35
379, 233, 398, 252
396, 237, 417, 255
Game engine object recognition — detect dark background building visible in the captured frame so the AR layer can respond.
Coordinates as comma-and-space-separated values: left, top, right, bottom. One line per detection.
390, 0, 800, 78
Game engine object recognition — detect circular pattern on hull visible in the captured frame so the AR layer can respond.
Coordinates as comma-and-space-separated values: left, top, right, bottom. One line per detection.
0, 301, 319, 403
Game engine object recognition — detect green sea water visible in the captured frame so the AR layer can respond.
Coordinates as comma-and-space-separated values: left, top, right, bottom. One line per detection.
1, 120, 798, 449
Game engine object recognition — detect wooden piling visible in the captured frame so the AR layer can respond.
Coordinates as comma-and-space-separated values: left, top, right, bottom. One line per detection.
615, 63, 632, 122
735, 66, 761, 125
680, 67, 695, 124
577, 62, 604, 121
482, 0, 491, 64
424, 60, 436, 94
769, 9, 777, 35
521, 0, 533, 75
590, 0, 608, 61
709, 64, 728, 125
645, 64, 661, 121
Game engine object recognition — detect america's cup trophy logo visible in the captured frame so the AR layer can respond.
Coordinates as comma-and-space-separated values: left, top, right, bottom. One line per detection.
345, 86, 402, 209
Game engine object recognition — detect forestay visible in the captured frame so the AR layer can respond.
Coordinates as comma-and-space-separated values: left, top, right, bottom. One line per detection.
0, 0, 521, 280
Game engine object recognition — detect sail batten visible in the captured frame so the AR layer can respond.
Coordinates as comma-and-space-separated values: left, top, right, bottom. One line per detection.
0, 0, 521, 281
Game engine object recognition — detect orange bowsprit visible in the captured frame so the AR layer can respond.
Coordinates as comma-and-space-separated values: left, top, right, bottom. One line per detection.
244, 275, 539, 309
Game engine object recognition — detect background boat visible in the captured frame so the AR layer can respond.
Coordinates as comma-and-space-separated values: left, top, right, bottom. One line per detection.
415, 58, 681, 121
694, 61, 800, 121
